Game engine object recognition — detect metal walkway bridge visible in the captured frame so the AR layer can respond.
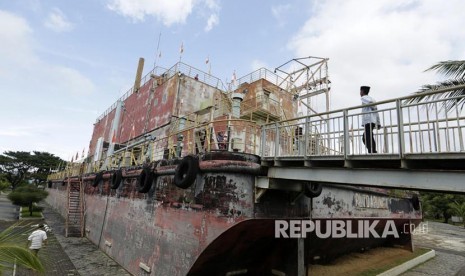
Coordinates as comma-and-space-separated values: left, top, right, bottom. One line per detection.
259, 85, 465, 193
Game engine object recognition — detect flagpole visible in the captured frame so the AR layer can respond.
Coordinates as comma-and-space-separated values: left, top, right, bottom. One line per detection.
206, 56, 211, 75
179, 42, 184, 63
154, 32, 162, 68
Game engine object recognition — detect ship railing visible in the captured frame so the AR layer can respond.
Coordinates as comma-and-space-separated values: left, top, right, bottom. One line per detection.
232, 68, 292, 91
95, 62, 227, 123
164, 62, 227, 91
151, 119, 262, 160
47, 162, 85, 180
239, 94, 282, 121
95, 66, 168, 123
47, 118, 261, 175
261, 84, 465, 159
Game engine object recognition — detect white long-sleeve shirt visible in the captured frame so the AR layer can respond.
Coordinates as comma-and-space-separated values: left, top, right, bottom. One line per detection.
28, 229, 47, 249
361, 95, 381, 126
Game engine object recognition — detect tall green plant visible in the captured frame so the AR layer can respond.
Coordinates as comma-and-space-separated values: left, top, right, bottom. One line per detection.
0, 222, 44, 274
405, 60, 465, 112
7, 186, 48, 216
450, 201, 465, 228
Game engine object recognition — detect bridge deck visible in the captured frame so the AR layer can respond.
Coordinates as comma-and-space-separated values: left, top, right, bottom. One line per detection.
259, 85, 465, 193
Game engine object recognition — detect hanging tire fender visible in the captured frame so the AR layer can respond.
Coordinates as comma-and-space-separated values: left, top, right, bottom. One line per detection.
411, 194, 420, 211
174, 155, 199, 189
303, 182, 323, 198
137, 167, 155, 193
111, 169, 123, 190
92, 172, 103, 187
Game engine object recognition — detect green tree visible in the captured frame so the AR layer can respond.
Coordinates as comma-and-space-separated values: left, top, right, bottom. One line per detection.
0, 174, 9, 191
0, 151, 64, 190
421, 192, 465, 223
29, 152, 64, 185
0, 151, 34, 190
405, 60, 465, 111
0, 222, 45, 274
7, 186, 48, 216
450, 201, 465, 228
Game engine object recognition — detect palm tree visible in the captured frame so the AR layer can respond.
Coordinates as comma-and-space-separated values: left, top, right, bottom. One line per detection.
0, 222, 44, 274
450, 201, 465, 228
405, 60, 465, 111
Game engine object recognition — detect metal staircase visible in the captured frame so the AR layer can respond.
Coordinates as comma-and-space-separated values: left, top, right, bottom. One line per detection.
66, 178, 84, 237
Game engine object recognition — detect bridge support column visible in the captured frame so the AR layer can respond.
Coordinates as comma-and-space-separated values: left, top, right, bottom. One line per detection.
344, 160, 353, 168
297, 238, 305, 276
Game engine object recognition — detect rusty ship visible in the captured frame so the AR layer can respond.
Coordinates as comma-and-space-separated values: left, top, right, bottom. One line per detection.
46, 57, 422, 275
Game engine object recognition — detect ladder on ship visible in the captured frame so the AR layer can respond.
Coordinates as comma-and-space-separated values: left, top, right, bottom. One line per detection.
65, 178, 84, 237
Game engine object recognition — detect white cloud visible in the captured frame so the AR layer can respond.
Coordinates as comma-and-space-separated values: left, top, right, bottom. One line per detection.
204, 14, 218, 32
107, 0, 194, 25
0, 10, 35, 69
44, 8, 73, 32
0, 10, 96, 159
288, 0, 465, 110
271, 4, 291, 27
251, 59, 269, 71
203, 0, 220, 32
107, 0, 221, 31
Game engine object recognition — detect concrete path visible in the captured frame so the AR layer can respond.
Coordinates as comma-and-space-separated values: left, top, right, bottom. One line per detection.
0, 192, 19, 221
39, 202, 132, 276
0, 193, 131, 276
402, 221, 465, 276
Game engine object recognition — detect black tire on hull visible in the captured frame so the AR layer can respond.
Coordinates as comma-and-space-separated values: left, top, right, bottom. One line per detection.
111, 169, 123, 189
304, 182, 323, 198
137, 167, 154, 193
411, 194, 420, 211
174, 155, 199, 189
93, 172, 103, 187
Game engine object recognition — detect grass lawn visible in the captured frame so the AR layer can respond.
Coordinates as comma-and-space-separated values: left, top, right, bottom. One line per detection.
21, 206, 43, 218
309, 247, 431, 276
358, 247, 430, 276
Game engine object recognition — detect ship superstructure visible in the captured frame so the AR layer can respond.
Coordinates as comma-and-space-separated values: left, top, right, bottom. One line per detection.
47, 57, 421, 275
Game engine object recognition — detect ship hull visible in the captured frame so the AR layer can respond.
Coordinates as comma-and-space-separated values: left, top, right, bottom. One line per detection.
46, 153, 421, 275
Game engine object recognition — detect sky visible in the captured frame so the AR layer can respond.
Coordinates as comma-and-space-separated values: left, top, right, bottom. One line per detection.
1, 0, 464, 160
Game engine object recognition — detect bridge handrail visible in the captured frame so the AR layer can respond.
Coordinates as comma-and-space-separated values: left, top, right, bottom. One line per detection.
261, 84, 465, 158
263, 84, 465, 127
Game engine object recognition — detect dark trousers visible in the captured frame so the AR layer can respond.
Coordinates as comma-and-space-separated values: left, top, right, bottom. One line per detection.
362, 123, 377, 153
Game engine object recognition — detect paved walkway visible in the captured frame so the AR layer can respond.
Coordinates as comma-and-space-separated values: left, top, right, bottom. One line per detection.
40, 204, 131, 276
402, 221, 465, 276
0, 193, 131, 276
0, 192, 19, 221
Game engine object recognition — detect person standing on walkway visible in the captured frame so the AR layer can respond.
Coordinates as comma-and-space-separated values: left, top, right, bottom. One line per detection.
28, 224, 47, 256
360, 86, 381, 153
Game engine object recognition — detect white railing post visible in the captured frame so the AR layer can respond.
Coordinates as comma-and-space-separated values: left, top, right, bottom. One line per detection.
260, 127, 266, 157
343, 110, 350, 159
455, 98, 464, 151
396, 99, 405, 160
304, 116, 309, 158
275, 122, 280, 158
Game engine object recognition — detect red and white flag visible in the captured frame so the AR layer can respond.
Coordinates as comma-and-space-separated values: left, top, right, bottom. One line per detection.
232, 70, 237, 85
